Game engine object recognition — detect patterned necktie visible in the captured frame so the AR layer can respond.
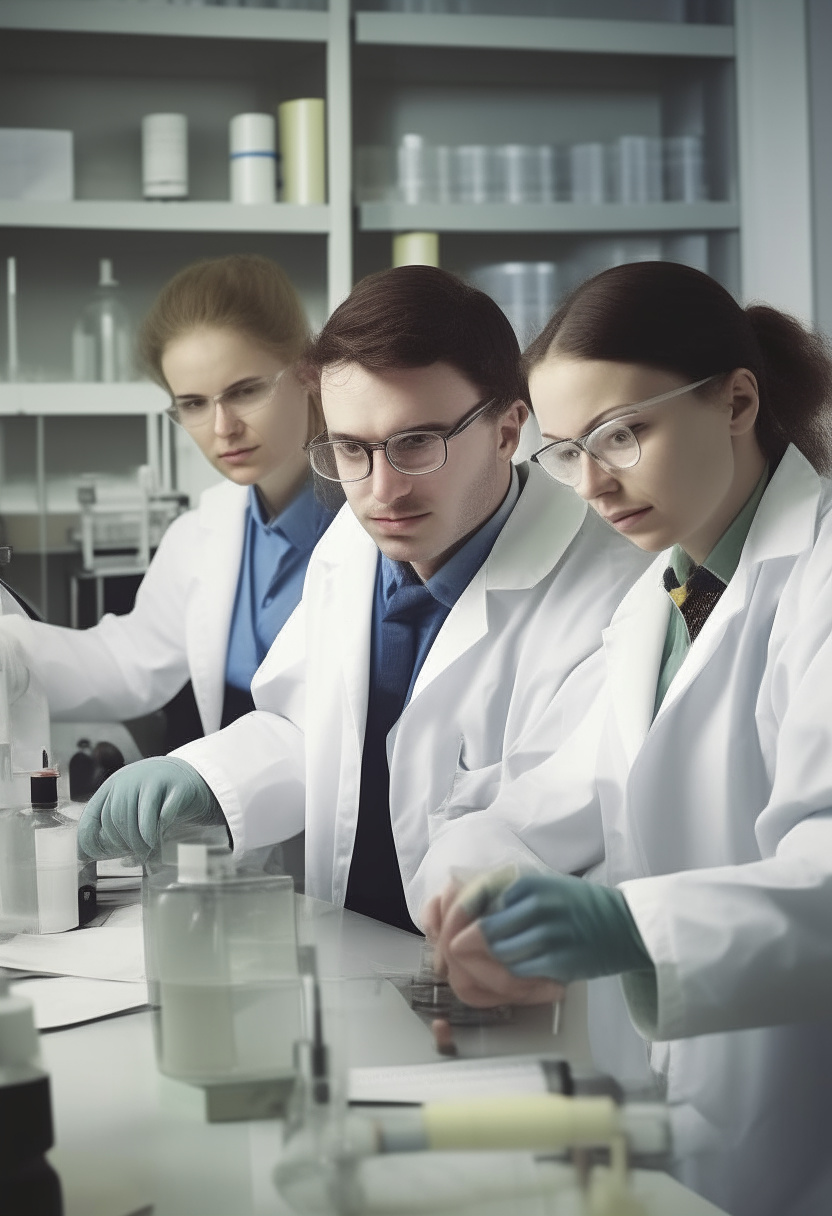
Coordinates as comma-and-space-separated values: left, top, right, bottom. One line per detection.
345, 566, 444, 934
663, 564, 726, 642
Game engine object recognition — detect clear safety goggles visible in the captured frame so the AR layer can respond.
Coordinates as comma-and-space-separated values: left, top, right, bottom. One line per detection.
304, 398, 496, 484
531, 375, 718, 487
166, 370, 286, 431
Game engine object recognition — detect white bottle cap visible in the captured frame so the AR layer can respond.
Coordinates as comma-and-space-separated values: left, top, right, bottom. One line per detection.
0, 977, 39, 1069
230, 113, 276, 156
176, 840, 234, 883
177, 842, 208, 884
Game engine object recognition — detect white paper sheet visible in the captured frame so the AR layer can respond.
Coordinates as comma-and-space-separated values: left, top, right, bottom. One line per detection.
10, 976, 148, 1030
349, 1054, 549, 1105
0, 923, 145, 982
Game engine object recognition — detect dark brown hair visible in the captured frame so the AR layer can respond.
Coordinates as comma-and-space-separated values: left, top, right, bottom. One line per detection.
303, 265, 530, 419
523, 261, 832, 473
138, 254, 323, 439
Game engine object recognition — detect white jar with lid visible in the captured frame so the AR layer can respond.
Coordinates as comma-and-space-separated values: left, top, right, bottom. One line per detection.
230, 113, 277, 204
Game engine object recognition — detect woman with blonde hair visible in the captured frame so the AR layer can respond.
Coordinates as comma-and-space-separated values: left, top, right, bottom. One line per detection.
1, 254, 335, 741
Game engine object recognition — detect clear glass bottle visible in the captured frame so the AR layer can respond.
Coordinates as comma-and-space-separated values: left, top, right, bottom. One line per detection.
71, 258, 132, 383
144, 841, 303, 1087
0, 771, 79, 935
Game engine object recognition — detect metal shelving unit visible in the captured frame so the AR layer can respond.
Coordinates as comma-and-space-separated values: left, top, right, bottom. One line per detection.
0, 0, 350, 618
0, 0, 815, 624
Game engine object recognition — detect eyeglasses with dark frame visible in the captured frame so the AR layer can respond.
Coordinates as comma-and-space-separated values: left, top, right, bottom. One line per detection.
304, 397, 498, 484
530, 375, 719, 487
166, 370, 286, 431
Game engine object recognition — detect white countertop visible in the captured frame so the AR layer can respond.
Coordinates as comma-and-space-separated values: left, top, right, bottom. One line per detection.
36, 896, 726, 1216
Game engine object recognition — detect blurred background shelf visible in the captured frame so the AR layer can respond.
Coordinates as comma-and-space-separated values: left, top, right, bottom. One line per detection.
0, 201, 331, 234
0, 383, 168, 416
0, 1, 329, 43
355, 12, 735, 57
359, 201, 740, 233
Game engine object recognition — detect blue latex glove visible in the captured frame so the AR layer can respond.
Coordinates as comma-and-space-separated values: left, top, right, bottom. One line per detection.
480, 872, 652, 984
78, 756, 225, 861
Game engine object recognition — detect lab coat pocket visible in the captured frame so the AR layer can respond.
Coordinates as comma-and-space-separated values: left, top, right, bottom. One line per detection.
431, 735, 503, 830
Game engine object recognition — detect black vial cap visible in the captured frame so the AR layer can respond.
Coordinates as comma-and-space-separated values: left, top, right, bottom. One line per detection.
30, 773, 58, 810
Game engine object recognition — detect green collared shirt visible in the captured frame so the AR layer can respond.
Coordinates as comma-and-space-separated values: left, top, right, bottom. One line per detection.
653, 465, 769, 717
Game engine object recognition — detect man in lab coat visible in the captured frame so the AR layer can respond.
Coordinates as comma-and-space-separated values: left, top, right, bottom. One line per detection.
79, 266, 649, 934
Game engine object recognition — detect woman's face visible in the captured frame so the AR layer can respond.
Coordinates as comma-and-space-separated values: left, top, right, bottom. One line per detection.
529, 356, 759, 560
161, 326, 310, 489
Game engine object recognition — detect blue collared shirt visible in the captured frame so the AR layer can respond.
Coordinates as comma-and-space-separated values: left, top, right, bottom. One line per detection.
370, 465, 521, 707
225, 479, 334, 691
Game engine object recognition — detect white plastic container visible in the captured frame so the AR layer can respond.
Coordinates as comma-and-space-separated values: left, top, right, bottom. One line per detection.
229, 113, 276, 204
397, 133, 428, 205
665, 134, 706, 202
471, 261, 558, 344
0, 771, 79, 935
142, 113, 188, 201
456, 144, 493, 204
569, 141, 607, 204
145, 842, 303, 1087
611, 135, 663, 204
0, 129, 73, 201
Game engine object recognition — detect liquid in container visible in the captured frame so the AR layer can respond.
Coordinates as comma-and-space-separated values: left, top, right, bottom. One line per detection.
0, 770, 80, 935
144, 841, 303, 1088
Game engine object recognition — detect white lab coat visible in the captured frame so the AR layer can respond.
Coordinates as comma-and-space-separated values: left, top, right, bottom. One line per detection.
0, 480, 248, 735
174, 463, 651, 911
417, 446, 832, 1216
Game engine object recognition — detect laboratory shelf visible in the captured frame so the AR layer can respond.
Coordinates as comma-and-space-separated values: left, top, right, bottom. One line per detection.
0, 201, 331, 235
0, 0, 329, 43
359, 201, 740, 235
354, 13, 735, 59
0, 383, 168, 417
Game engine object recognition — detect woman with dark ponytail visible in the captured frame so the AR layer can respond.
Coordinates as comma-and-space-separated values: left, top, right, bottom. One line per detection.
428, 262, 832, 1216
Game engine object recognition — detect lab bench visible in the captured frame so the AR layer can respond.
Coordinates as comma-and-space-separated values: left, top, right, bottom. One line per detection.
31, 896, 730, 1216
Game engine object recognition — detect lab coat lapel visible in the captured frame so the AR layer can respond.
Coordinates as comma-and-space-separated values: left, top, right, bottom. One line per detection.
410, 465, 587, 700
603, 566, 670, 768
189, 483, 248, 734
654, 445, 821, 719
321, 509, 377, 752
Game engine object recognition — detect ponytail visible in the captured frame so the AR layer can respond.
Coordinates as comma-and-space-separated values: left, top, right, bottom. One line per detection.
523, 262, 832, 474
745, 305, 832, 474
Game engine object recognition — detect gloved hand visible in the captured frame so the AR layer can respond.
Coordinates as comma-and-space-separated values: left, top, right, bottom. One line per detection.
78, 756, 225, 861
480, 872, 653, 984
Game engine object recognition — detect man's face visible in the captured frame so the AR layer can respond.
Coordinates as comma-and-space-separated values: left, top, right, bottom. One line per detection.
320, 361, 525, 579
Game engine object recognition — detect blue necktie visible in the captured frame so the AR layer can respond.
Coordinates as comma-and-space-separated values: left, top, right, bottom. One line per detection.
345, 567, 446, 933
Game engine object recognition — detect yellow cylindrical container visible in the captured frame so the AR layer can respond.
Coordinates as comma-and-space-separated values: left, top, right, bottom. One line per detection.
278, 98, 326, 204
422, 1094, 620, 1152
392, 231, 440, 268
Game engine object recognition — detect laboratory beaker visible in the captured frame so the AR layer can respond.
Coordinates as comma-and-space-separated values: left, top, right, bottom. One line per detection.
144, 841, 303, 1087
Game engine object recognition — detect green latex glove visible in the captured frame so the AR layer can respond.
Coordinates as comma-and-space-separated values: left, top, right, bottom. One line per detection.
78, 756, 225, 861
480, 872, 653, 984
